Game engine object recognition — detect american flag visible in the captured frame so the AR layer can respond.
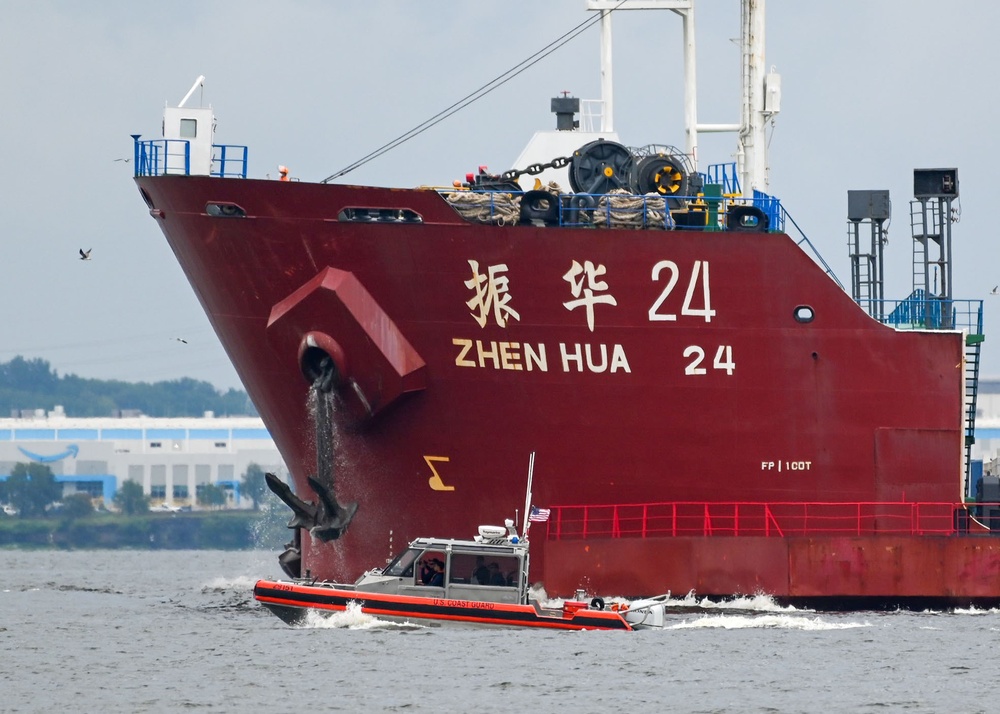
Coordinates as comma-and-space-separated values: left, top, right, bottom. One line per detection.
528, 506, 550, 522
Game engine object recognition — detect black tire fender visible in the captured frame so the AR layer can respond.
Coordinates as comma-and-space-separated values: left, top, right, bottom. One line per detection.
726, 205, 770, 232
520, 190, 560, 224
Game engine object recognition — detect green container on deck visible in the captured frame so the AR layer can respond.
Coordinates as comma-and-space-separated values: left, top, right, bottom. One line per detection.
703, 183, 723, 231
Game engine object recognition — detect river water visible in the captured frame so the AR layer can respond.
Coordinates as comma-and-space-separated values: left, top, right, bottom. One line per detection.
1, 549, 996, 713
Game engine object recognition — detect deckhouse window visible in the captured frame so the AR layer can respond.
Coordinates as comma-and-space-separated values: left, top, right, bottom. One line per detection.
450, 553, 519, 587
180, 118, 197, 138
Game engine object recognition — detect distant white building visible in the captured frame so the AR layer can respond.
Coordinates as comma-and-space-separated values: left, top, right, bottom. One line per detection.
976, 379, 1000, 476
0, 406, 287, 509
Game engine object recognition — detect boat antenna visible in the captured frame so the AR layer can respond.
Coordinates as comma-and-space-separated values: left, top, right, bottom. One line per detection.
522, 451, 535, 541
321, 1, 630, 183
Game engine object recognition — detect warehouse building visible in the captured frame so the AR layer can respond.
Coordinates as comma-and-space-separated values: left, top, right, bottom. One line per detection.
0, 406, 287, 510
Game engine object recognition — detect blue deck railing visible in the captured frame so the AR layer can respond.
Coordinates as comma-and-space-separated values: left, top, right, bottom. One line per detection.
132, 136, 247, 178
874, 292, 983, 333
753, 190, 784, 233
212, 144, 248, 178
134, 138, 190, 176
705, 162, 741, 195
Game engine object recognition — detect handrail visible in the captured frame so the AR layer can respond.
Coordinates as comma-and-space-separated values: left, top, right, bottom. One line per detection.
213, 144, 249, 179
134, 138, 190, 177
704, 162, 740, 195
780, 207, 845, 290
133, 137, 248, 179
542, 501, 989, 540
872, 295, 984, 334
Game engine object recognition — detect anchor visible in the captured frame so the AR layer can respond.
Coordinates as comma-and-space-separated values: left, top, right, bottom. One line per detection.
267, 352, 358, 578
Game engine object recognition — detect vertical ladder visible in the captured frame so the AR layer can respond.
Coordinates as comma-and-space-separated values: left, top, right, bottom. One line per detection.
848, 222, 873, 306
910, 200, 940, 300
909, 172, 970, 484
965, 325, 985, 488
847, 190, 889, 319
910, 217, 928, 299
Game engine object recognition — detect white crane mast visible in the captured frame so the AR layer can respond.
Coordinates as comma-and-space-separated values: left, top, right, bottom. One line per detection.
587, 0, 778, 197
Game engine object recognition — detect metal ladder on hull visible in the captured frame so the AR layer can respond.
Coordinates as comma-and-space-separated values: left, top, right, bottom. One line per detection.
964, 328, 985, 483
909, 190, 981, 487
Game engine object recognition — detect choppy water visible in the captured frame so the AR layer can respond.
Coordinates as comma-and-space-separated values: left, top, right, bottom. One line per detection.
1, 549, 997, 713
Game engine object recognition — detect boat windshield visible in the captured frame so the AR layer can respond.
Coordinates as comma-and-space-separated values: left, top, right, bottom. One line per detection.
383, 548, 421, 577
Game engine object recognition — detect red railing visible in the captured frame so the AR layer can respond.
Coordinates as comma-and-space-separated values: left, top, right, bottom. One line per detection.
542, 501, 990, 540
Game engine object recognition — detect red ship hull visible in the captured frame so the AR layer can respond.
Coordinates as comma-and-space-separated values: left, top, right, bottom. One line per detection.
136, 175, 989, 604
542, 533, 1000, 608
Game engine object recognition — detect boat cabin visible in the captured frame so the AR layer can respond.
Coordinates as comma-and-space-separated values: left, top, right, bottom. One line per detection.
351, 523, 530, 605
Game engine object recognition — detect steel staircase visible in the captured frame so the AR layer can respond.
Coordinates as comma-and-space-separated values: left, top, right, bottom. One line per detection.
964, 325, 985, 480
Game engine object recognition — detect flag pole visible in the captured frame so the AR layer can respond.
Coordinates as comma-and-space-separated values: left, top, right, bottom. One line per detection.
522, 451, 535, 541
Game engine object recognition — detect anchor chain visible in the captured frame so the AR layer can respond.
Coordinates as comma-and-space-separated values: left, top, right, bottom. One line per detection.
499, 156, 572, 182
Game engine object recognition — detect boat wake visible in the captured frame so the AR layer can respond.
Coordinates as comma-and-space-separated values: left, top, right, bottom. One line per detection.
296, 602, 427, 631
626, 590, 805, 614
201, 575, 258, 593
536, 588, 802, 617
952, 605, 1000, 615
51, 583, 123, 595
663, 613, 871, 631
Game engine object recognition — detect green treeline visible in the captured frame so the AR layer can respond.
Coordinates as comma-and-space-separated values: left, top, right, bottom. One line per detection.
0, 356, 256, 417
0, 510, 289, 550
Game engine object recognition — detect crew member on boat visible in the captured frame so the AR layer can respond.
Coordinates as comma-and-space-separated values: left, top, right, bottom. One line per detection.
472, 556, 490, 585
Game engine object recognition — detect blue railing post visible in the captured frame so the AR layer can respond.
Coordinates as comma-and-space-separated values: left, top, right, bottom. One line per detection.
211, 144, 249, 178
130, 135, 141, 176
875, 297, 983, 332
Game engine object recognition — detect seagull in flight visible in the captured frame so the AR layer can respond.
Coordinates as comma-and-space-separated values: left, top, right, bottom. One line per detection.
173, 337, 188, 344
992, 285, 998, 295
79, 249, 91, 261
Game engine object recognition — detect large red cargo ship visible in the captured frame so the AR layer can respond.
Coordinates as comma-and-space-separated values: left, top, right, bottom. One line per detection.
134, 1, 998, 607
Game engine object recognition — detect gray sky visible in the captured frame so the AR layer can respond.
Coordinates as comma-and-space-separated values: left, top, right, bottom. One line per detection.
3, 1, 998, 392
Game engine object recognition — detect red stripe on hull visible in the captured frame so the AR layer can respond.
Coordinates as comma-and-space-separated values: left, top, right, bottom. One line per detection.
254, 581, 631, 630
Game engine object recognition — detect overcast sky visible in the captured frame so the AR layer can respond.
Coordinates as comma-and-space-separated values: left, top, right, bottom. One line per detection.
3, 1, 999, 392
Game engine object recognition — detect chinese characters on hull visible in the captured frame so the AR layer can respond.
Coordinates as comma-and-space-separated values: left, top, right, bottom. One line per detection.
562, 260, 618, 332
465, 260, 520, 328
455, 258, 735, 377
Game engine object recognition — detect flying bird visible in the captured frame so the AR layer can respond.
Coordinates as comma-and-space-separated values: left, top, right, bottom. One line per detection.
174, 337, 188, 344
79, 249, 91, 261
992, 286, 998, 295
